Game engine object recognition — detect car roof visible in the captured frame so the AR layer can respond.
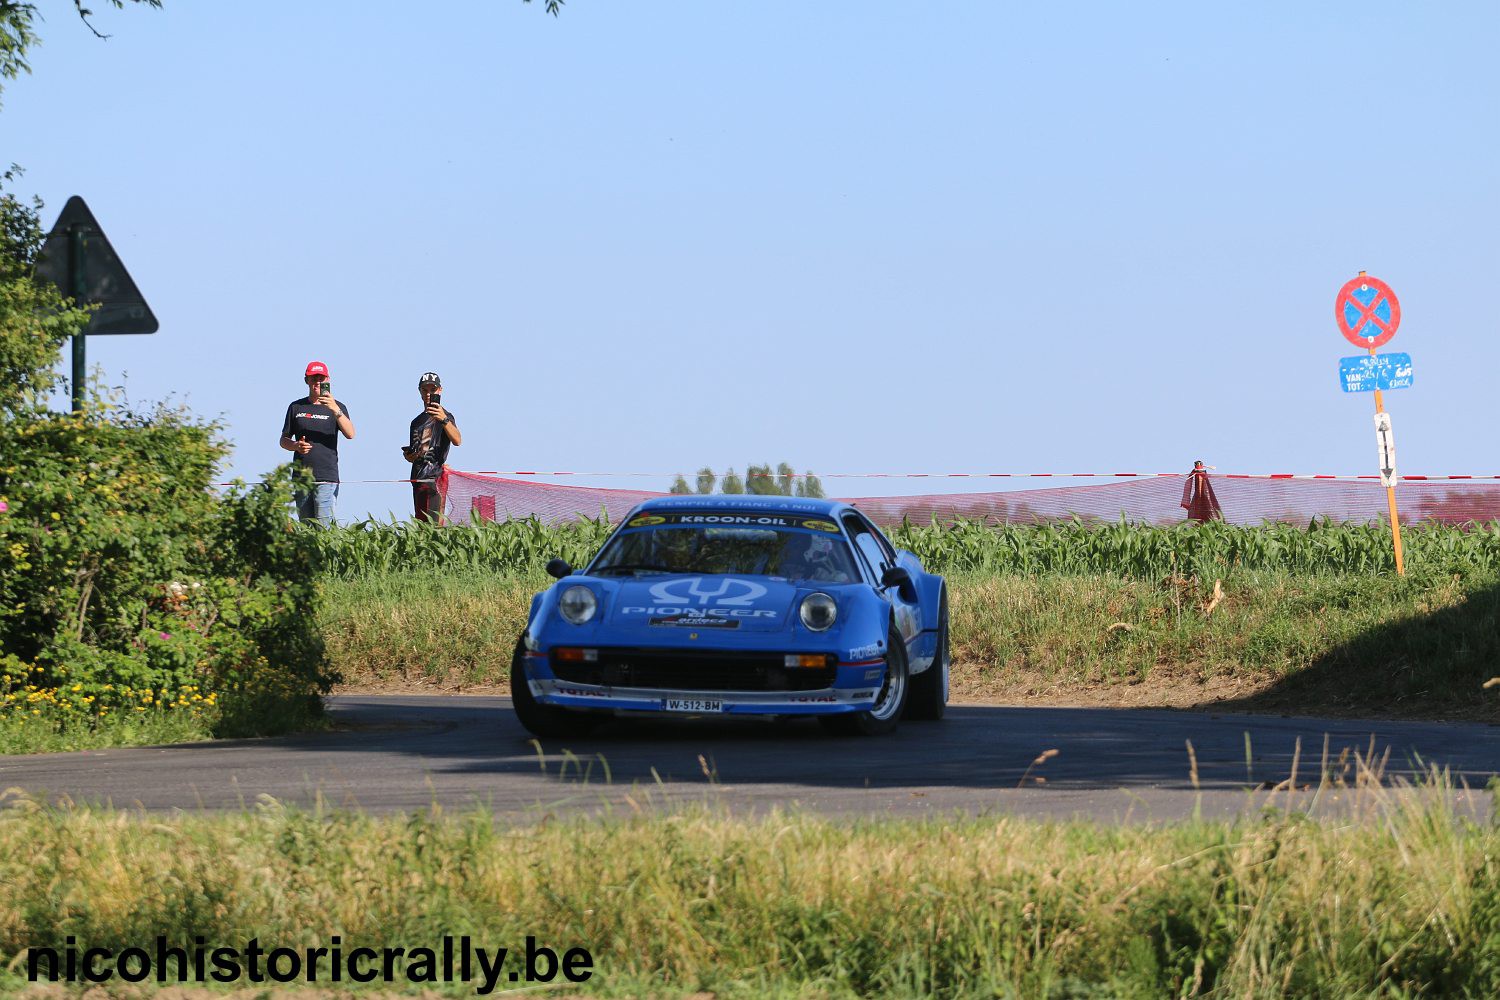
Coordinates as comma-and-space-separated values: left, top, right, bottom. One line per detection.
633, 494, 849, 518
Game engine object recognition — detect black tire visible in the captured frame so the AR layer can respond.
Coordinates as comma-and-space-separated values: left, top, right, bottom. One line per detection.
820, 626, 909, 736
905, 590, 948, 721
509, 639, 604, 740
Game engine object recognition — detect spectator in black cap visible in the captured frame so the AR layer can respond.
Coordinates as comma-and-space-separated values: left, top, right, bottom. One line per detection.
402, 372, 461, 522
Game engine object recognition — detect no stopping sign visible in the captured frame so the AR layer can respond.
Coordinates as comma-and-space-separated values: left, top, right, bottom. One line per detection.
1335, 275, 1401, 349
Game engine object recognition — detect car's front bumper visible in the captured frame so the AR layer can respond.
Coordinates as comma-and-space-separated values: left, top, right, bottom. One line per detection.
522, 651, 887, 716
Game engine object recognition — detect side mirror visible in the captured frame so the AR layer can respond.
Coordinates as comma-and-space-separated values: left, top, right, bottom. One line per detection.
881, 566, 912, 589
545, 558, 573, 580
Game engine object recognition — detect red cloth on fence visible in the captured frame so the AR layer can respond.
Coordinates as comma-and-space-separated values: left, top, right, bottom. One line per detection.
1180, 467, 1223, 523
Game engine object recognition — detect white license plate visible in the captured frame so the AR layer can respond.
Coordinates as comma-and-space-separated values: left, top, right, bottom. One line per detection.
663, 698, 724, 713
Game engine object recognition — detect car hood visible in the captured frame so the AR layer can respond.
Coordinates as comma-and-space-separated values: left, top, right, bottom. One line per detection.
605, 574, 802, 634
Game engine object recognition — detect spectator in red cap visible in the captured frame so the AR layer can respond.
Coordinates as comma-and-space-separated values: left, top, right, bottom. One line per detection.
279, 360, 355, 523
402, 371, 461, 522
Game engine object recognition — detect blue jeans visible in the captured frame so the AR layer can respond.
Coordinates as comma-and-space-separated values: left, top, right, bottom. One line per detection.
295, 482, 339, 524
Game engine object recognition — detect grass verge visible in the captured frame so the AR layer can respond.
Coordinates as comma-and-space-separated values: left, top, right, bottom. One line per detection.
319, 570, 542, 689
0, 707, 214, 756
321, 569, 1500, 721
12, 562, 1495, 754
1, 782, 1497, 998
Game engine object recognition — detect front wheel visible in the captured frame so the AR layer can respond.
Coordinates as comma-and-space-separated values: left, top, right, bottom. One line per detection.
821, 626, 909, 736
509, 639, 603, 740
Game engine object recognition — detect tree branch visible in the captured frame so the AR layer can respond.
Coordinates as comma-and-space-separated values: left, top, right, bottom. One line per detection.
72, 0, 162, 41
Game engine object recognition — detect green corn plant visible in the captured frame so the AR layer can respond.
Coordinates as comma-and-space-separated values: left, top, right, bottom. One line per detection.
306, 515, 1500, 581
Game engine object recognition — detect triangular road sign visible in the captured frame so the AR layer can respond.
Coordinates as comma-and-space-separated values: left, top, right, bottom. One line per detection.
34, 196, 158, 335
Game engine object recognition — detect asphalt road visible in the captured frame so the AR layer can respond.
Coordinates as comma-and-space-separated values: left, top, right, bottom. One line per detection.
2, 696, 1496, 823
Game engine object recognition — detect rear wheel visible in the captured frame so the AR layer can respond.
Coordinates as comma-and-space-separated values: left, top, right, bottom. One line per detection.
821, 626, 909, 736
509, 638, 603, 739
905, 590, 949, 721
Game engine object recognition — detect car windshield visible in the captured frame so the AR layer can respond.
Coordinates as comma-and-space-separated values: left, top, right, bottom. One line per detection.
592, 522, 860, 583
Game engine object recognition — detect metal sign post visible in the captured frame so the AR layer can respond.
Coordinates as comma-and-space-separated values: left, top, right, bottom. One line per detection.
68, 226, 86, 411
1335, 271, 1406, 575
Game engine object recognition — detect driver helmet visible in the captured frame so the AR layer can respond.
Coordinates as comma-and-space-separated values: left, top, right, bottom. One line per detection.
804, 534, 837, 573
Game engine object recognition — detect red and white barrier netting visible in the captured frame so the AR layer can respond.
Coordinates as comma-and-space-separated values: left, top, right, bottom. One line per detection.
436, 470, 1500, 529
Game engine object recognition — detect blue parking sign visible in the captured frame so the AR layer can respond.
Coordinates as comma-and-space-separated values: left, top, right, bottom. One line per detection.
1339, 353, 1413, 393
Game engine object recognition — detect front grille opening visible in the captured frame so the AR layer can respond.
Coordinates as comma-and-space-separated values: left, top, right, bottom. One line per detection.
551, 649, 836, 692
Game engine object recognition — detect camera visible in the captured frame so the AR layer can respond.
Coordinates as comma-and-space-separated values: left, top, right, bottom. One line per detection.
430, 391, 441, 406
320, 381, 332, 397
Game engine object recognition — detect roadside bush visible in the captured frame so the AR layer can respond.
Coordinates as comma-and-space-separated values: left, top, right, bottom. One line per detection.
200, 471, 336, 734
0, 400, 222, 663
0, 398, 334, 739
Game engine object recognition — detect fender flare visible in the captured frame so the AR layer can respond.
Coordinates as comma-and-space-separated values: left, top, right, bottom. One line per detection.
914, 571, 946, 633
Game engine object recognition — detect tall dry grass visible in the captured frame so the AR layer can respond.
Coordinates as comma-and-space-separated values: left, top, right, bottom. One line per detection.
1, 773, 1496, 997
322, 569, 1500, 720
319, 570, 540, 687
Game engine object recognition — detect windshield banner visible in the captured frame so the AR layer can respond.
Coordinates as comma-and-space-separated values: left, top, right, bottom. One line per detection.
626, 512, 840, 533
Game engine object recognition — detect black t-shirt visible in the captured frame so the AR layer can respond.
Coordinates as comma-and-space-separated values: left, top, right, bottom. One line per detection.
408, 408, 457, 481
281, 397, 350, 483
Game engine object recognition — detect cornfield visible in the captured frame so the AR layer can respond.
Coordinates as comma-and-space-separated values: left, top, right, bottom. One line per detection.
310, 515, 615, 580
309, 516, 1500, 580
887, 516, 1500, 579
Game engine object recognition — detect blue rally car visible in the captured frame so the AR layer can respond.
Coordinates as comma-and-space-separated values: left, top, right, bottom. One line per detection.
512, 496, 949, 737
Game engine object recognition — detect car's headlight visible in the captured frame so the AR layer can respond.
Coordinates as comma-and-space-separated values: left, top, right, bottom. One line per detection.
799, 592, 837, 631
559, 586, 597, 625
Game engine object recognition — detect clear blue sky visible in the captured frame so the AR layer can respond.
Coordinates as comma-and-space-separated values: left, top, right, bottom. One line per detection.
8, 2, 1498, 519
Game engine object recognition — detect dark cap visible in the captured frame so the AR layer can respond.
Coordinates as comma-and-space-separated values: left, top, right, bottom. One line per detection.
418, 372, 442, 387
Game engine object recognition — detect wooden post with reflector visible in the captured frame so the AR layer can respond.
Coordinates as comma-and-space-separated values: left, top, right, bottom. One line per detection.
1370, 350, 1405, 576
